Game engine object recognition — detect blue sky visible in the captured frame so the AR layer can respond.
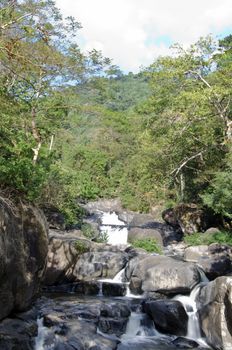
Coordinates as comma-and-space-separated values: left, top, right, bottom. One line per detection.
56, 0, 232, 72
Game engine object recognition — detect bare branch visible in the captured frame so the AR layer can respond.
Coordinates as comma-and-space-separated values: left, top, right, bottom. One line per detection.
171, 151, 205, 177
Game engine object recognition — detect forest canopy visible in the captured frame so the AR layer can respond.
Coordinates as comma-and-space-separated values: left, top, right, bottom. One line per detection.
0, 0, 231, 223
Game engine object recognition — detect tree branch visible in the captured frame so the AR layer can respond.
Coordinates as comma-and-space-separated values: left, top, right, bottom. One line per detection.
171, 151, 205, 177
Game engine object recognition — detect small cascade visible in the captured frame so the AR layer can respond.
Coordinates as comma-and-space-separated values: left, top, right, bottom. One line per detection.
100, 212, 128, 245
122, 312, 159, 340
113, 267, 126, 282
34, 318, 48, 350
174, 284, 209, 348
98, 281, 103, 297
34, 318, 45, 350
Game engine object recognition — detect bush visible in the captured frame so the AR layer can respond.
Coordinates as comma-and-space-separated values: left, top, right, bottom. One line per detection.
75, 240, 90, 254
132, 238, 162, 254
184, 230, 232, 246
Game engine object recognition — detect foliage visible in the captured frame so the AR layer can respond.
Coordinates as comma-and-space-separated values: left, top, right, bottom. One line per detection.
201, 171, 232, 219
132, 238, 163, 254
81, 224, 108, 243
96, 231, 109, 243
81, 223, 96, 240
75, 240, 90, 254
0, 2, 232, 227
184, 231, 232, 246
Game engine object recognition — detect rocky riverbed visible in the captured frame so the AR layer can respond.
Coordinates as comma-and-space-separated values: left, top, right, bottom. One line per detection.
0, 198, 232, 350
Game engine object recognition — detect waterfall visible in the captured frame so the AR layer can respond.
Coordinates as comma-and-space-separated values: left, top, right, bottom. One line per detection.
174, 284, 209, 348
34, 317, 57, 350
113, 267, 126, 282
122, 312, 159, 340
100, 212, 128, 245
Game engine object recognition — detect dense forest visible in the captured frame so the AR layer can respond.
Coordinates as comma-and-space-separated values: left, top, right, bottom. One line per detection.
1, 0, 232, 225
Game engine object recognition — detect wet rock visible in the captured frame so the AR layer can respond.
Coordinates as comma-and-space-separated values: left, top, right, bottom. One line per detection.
143, 300, 188, 336
54, 341, 84, 350
98, 317, 128, 336
184, 244, 232, 280
198, 276, 232, 350
129, 255, 200, 295
102, 282, 127, 297
72, 281, 100, 295
100, 303, 130, 318
0, 198, 48, 320
0, 313, 37, 350
172, 337, 200, 348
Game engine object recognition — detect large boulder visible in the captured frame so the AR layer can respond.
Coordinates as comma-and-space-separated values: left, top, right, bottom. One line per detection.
129, 255, 201, 295
198, 276, 232, 350
162, 204, 218, 235
44, 231, 129, 285
0, 198, 48, 320
143, 300, 188, 336
128, 227, 163, 247
184, 244, 232, 280
0, 310, 37, 350
72, 250, 128, 280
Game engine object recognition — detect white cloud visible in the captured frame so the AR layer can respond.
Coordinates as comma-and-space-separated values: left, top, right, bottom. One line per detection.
56, 0, 232, 72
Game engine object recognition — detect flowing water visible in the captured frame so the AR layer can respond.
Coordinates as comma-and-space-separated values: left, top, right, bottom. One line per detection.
174, 283, 210, 348
100, 211, 128, 245
34, 212, 211, 350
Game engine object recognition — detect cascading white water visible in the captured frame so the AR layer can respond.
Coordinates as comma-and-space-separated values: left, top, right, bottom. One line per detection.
100, 212, 128, 245
98, 267, 144, 299
34, 318, 47, 350
174, 284, 209, 347
122, 312, 159, 340
35, 317, 58, 350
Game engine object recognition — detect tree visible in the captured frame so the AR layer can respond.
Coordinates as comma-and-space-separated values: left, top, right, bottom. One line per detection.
138, 35, 232, 203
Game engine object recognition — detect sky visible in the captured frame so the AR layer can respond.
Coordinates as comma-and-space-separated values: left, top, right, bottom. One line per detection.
56, 0, 232, 72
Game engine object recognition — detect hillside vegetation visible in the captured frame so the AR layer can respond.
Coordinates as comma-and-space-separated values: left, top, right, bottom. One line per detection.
0, 1, 231, 225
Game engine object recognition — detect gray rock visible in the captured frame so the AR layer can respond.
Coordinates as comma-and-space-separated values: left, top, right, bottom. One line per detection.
102, 282, 127, 297
172, 337, 199, 348
198, 276, 232, 350
98, 317, 128, 336
82, 198, 122, 214
143, 300, 188, 336
44, 232, 129, 285
162, 204, 211, 234
0, 199, 48, 320
185, 244, 232, 280
72, 251, 128, 280
128, 227, 163, 247
129, 213, 155, 227
204, 227, 221, 235
0, 310, 38, 350
129, 255, 200, 295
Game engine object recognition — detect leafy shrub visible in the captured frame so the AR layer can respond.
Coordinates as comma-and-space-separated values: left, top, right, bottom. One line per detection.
81, 223, 96, 240
96, 230, 109, 243
75, 240, 90, 254
132, 238, 162, 254
184, 230, 232, 246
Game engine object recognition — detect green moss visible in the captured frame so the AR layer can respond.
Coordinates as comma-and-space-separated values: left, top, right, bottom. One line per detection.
184, 230, 232, 246
132, 238, 163, 254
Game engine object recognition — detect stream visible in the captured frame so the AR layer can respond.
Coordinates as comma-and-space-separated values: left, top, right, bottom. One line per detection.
34, 212, 212, 350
